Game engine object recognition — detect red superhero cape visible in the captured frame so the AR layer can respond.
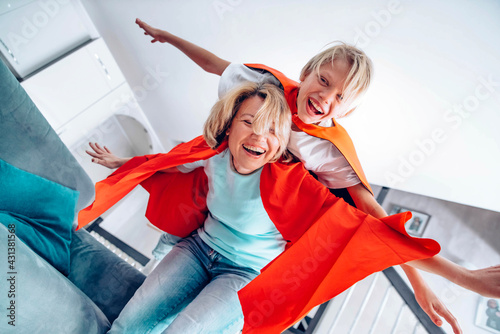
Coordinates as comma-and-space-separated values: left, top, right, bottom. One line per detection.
245, 63, 373, 195
78, 136, 440, 334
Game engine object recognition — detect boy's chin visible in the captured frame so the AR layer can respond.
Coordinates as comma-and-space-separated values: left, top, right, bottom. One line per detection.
299, 114, 326, 125
297, 108, 327, 124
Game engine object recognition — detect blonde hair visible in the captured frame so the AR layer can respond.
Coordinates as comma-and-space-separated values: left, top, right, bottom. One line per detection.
300, 41, 373, 117
204, 82, 291, 162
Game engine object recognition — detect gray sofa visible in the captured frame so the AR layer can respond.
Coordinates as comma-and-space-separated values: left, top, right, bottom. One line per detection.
0, 59, 146, 333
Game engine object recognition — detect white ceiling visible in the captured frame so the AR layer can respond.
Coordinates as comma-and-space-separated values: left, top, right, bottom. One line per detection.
82, 0, 500, 212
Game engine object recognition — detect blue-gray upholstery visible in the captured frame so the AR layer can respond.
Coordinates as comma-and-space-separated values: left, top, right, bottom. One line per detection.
0, 59, 146, 333
0, 60, 94, 212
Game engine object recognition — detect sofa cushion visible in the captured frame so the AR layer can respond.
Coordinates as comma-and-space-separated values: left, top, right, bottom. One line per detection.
0, 159, 78, 275
0, 224, 110, 333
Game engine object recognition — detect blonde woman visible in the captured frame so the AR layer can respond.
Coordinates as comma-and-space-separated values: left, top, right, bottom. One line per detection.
95, 82, 291, 333
82, 82, 442, 333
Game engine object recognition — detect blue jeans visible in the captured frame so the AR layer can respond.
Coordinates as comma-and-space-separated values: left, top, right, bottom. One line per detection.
151, 233, 181, 260
108, 232, 259, 334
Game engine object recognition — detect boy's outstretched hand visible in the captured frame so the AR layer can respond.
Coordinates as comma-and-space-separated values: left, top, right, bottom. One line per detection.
414, 282, 462, 333
86, 142, 129, 169
134, 18, 230, 75
136, 18, 168, 43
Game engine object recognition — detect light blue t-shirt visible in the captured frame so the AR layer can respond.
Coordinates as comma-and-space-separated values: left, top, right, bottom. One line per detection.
177, 149, 286, 272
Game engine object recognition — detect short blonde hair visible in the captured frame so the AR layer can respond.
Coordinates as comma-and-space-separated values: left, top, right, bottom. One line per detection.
204, 82, 291, 162
300, 42, 373, 117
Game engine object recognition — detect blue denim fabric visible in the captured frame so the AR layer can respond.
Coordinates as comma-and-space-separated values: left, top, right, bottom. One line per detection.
151, 232, 181, 260
108, 232, 259, 334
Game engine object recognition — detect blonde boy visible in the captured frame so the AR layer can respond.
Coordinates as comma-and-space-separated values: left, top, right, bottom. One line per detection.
133, 18, 500, 333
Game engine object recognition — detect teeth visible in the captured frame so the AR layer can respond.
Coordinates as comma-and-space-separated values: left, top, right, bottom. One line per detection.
309, 99, 324, 114
243, 144, 265, 154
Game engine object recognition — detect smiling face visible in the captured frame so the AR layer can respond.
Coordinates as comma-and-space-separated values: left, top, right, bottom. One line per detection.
296, 58, 351, 124
227, 95, 280, 175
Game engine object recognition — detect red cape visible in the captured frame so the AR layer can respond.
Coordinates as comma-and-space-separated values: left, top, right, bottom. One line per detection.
245, 63, 373, 195
78, 136, 440, 333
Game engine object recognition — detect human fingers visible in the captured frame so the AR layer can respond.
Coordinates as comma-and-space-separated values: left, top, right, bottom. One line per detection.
421, 303, 443, 328
435, 303, 462, 334
88, 142, 101, 153
85, 150, 100, 159
91, 158, 107, 167
94, 142, 106, 153
136, 18, 152, 35
137, 19, 152, 32
104, 146, 112, 154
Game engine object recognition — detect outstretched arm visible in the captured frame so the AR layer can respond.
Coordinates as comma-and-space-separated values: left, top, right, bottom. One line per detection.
86, 142, 178, 173
347, 183, 462, 333
136, 18, 230, 76
347, 183, 387, 218
407, 255, 500, 299
352, 179, 500, 299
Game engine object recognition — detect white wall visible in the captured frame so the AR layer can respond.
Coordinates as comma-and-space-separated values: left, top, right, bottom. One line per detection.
80, 0, 500, 213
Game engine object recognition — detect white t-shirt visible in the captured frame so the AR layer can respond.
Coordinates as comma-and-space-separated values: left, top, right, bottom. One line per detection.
219, 63, 361, 189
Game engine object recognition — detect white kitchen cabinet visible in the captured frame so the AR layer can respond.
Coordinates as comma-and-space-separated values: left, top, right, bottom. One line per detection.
0, 0, 92, 78
58, 82, 127, 147
21, 38, 125, 134
85, 38, 125, 90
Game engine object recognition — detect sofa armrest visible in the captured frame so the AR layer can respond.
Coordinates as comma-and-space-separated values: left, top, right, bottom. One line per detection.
0, 59, 94, 213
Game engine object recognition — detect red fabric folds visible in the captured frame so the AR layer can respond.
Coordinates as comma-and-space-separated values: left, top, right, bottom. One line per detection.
77, 137, 225, 230
78, 136, 440, 333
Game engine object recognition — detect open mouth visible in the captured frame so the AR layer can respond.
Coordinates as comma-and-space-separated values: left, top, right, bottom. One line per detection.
243, 144, 265, 156
308, 98, 324, 115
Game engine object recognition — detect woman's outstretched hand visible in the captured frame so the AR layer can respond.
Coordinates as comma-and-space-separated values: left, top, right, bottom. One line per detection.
86, 142, 129, 169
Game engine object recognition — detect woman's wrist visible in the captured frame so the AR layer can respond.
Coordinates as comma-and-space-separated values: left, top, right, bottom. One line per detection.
115, 157, 130, 168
